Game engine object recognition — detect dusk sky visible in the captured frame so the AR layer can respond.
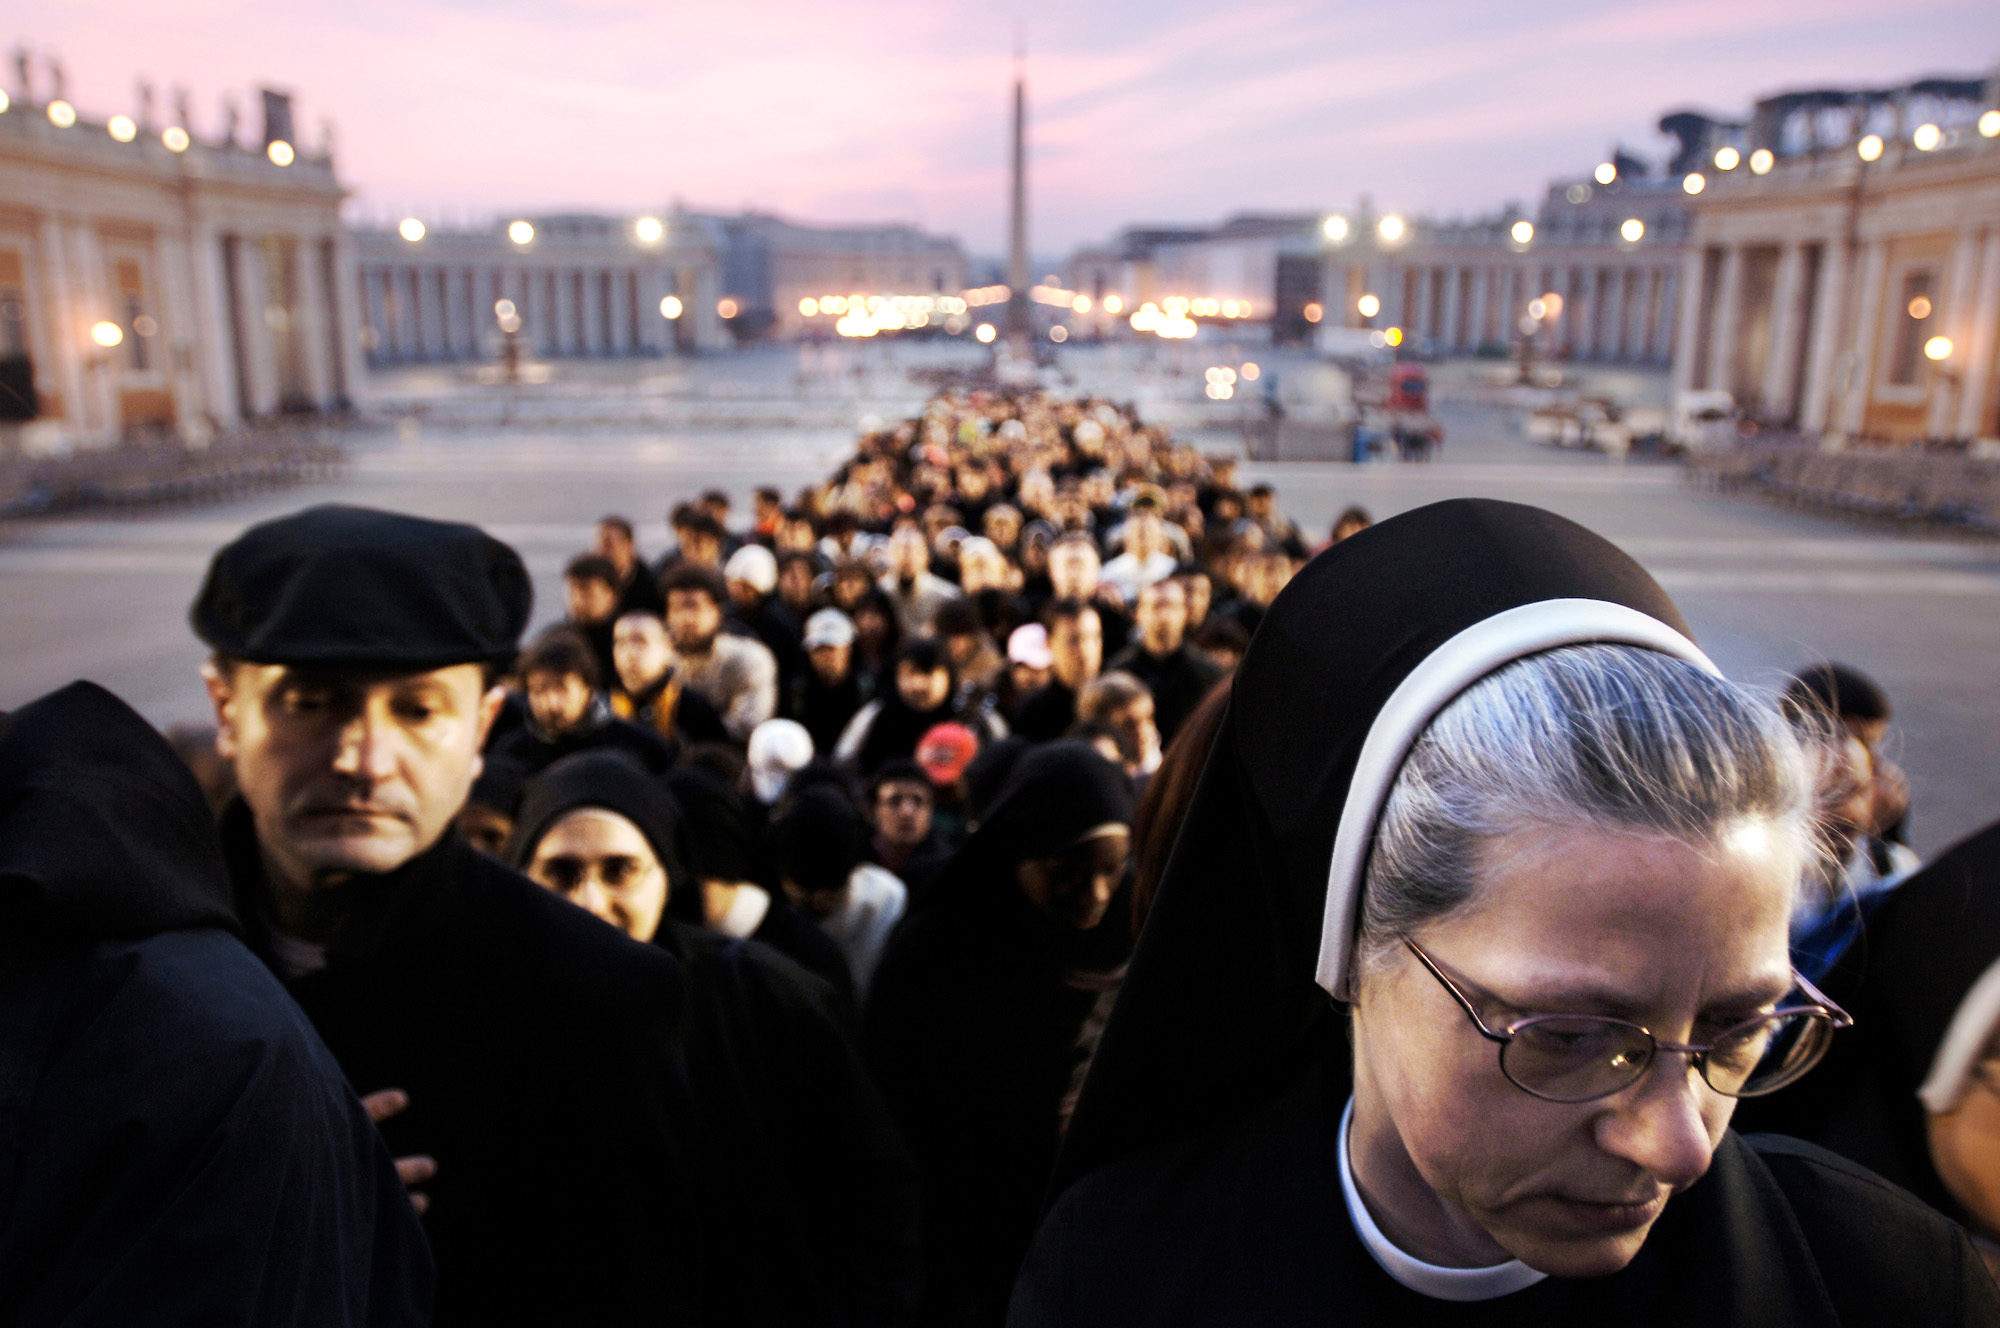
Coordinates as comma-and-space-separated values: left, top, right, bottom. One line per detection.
17, 1, 2000, 255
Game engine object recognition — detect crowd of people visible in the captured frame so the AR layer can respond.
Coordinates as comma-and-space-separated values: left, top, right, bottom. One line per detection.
3, 385, 1999, 1327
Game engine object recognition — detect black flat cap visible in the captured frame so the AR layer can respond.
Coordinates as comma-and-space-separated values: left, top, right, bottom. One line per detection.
191, 504, 532, 670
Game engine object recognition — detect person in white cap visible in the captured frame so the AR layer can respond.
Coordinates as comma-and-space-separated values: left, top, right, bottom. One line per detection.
747, 718, 816, 807
726, 543, 806, 702
791, 608, 869, 755
1004, 623, 1056, 723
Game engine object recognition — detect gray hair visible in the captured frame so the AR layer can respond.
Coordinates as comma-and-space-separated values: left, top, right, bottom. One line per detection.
1356, 644, 1815, 969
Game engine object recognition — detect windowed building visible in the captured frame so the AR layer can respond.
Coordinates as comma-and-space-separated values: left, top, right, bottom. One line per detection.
1671, 74, 2000, 440
0, 81, 358, 451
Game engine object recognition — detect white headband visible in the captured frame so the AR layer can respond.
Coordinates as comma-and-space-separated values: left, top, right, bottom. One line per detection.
1919, 957, 2000, 1115
1316, 598, 1720, 999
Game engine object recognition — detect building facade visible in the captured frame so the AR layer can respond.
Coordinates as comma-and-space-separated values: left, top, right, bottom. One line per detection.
0, 83, 359, 450
1335, 179, 1689, 365
717, 213, 967, 341
352, 211, 727, 365
1671, 76, 2000, 441
1065, 185, 1691, 364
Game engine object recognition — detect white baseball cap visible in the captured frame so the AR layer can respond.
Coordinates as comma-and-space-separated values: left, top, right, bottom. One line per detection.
724, 544, 779, 595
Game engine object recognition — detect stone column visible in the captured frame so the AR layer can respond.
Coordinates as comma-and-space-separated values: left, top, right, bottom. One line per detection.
1955, 228, 2000, 439
1467, 267, 1490, 348
1704, 246, 1744, 396
1931, 227, 1984, 437
1761, 243, 1805, 421
1839, 240, 1887, 433
293, 232, 335, 406
1670, 249, 1707, 396
1799, 244, 1848, 433
195, 230, 244, 428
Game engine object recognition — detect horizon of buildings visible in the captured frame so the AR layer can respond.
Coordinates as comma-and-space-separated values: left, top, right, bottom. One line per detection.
3, 56, 1999, 447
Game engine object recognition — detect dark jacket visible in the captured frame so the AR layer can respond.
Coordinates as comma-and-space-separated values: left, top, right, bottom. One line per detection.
1105, 641, 1226, 745
658, 921, 923, 1326
0, 682, 432, 1327
866, 745, 1136, 1327
220, 802, 707, 1327
1011, 682, 1078, 744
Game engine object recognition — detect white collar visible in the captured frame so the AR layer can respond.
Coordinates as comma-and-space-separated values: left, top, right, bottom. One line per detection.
1338, 1098, 1548, 1302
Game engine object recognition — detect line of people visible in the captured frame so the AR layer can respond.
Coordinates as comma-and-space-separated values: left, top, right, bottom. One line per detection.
7, 385, 2000, 1326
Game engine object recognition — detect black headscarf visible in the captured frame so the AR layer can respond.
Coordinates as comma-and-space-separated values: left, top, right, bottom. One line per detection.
0, 681, 238, 943
507, 751, 686, 897
1050, 497, 1709, 1202
1737, 816, 2000, 1221
954, 740, 1137, 875
773, 786, 869, 895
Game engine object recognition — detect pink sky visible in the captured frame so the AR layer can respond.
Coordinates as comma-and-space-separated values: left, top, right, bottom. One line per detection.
15, 0, 2000, 254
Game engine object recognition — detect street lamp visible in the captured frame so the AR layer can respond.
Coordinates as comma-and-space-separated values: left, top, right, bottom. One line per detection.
162, 125, 190, 152
508, 220, 535, 245
47, 99, 76, 127
1620, 218, 1646, 243
1913, 123, 1943, 152
1750, 148, 1774, 175
659, 296, 683, 319
108, 115, 137, 142
1323, 215, 1350, 242
398, 218, 426, 242
635, 216, 665, 243
1356, 293, 1381, 318
1377, 215, 1406, 243
1510, 219, 1534, 244
1713, 146, 1740, 170
266, 139, 294, 166
1682, 172, 1706, 195
1594, 162, 1617, 185
1857, 134, 1884, 162
1925, 336, 1954, 362
90, 321, 124, 348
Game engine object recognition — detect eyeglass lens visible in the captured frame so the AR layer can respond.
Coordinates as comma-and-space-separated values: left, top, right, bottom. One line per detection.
1500, 1011, 1835, 1103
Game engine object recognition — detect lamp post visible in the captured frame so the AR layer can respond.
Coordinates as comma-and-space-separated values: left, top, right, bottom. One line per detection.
494, 299, 521, 384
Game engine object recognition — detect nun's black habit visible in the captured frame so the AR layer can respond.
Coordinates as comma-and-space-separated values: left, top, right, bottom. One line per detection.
0, 683, 432, 1325
1010, 499, 1997, 1326
510, 753, 923, 1326
1736, 816, 2000, 1232
865, 742, 1136, 1327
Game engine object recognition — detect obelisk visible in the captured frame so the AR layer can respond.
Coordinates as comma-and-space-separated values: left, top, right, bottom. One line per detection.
1004, 59, 1032, 354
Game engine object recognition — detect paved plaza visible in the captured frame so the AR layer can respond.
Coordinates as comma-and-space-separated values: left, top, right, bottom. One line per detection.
3, 345, 1995, 855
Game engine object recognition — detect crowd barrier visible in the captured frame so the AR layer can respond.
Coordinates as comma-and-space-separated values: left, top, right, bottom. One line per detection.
0, 433, 346, 518
1683, 440, 2000, 537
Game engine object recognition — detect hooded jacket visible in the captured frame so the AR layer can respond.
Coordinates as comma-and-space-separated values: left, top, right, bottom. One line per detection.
0, 682, 432, 1326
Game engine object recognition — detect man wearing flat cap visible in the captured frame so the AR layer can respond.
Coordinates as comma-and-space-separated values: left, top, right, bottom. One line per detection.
195, 504, 708, 1327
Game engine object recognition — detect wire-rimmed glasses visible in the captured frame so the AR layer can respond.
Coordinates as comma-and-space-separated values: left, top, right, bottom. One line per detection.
1405, 938, 1852, 1104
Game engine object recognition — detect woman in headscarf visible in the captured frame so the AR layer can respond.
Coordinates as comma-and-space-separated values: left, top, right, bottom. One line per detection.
1736, 817, 2000, 1276
1009, 499, 1995, 1325
865, 742, 1137, 1328
508, 752, 921, 1327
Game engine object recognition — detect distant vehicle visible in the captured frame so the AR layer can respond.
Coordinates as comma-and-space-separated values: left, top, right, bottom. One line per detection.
1386, 363, 1429, 413
1670, 389, 1737, 453
1525, 396, 1665, 456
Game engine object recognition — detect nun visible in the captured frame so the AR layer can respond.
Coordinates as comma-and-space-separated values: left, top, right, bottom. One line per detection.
507, 751, 923, 1326
1737, 816, 2000, 1275
1011, 499, 1997, 1325
865, 742, 1136, 1327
